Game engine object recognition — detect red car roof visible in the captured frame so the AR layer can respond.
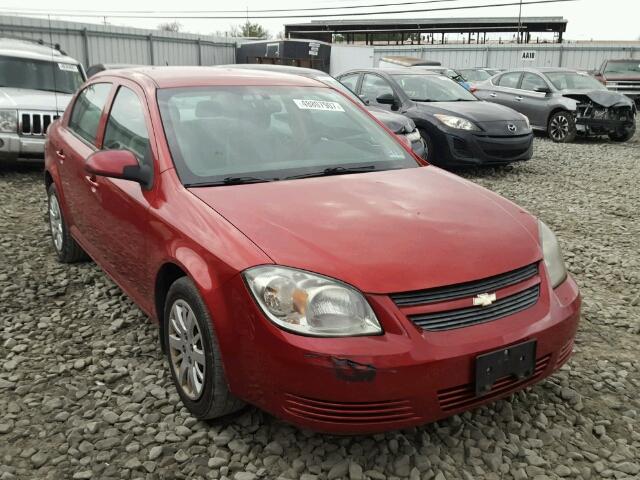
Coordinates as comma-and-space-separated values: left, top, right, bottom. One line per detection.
92, 66, 325, 89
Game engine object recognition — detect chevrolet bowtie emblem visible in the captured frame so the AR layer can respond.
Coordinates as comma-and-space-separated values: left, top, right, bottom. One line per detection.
473, 292, 497, 307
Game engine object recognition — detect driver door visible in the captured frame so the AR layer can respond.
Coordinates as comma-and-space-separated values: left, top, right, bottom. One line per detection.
83, 81, 157, 309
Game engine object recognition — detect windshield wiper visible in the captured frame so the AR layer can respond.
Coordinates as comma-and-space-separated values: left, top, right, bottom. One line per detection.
412, 98, 435, 102
285, 165, 377, 180
185, 176, 272, 187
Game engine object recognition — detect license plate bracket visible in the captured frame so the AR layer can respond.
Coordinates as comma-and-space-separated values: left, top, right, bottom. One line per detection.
475, 340, 536, 397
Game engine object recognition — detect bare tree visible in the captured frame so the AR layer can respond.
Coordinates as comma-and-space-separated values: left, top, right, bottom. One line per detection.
157, 21, 181, 33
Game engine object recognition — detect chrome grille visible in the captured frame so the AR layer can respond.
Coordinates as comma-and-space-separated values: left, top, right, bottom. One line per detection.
390, 263, 538, 307
409, 284, 540, 331
19, 111, 60, 137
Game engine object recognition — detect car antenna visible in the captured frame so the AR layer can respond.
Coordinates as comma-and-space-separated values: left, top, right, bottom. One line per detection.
47, 14, 60, 120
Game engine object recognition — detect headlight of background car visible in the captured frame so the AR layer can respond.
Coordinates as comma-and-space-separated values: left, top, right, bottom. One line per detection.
244, 266, 382, 337
433, 114, 480, 131
0, 110, 18, 133
539, 221, 568, 288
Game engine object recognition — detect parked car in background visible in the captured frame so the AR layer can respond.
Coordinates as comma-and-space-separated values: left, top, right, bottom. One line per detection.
459, 68, 505, 89
378, 56, 441, 68
220, 64, 426, 158
45, 66, 580, 434
0, 38, 85, 164
338, 68, 533, 167
474, 67, 637, 142
592, 59, 640, 105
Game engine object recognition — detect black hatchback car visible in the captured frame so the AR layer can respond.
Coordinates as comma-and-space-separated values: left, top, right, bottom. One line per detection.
338, 68, 534, 168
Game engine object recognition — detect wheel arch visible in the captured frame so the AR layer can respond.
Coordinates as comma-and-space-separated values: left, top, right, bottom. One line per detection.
154, 262, 189, 352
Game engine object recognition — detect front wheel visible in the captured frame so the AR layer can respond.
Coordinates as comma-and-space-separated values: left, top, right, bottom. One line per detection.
164, 277, 244, 419
608, 122, 636, 142
547, 111, 577, 143
418, 129, 435, 163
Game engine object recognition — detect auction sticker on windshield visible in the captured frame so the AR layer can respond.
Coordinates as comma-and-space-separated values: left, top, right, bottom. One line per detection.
293, 99, 345, 112
58, 63, 78, 72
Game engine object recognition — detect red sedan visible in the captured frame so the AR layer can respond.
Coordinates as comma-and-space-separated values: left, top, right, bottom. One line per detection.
44, 67, 580, 434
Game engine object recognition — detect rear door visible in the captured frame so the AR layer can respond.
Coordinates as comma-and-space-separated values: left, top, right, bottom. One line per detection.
478, 72, 523, 111
517, 72, 553, 128
82, 81, 157, 308
57, 82, 113, 249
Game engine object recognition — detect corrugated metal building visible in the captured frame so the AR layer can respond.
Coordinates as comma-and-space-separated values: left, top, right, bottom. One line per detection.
0, 15, 237, 69
331, 43, 640, 75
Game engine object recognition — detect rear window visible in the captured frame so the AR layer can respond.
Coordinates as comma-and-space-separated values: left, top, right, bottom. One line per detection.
496, 72, 522, 88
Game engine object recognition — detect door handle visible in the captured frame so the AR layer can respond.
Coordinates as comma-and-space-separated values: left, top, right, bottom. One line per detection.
84, 174, 99, 189
55, 149, 65, 161
515, 96, 523, 101
489, 93, 497, 97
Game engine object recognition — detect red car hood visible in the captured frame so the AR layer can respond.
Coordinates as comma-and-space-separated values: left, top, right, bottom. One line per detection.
189, 167, 542, 294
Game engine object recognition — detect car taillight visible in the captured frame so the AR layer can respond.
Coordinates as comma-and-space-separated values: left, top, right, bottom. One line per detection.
470, 86, 478, 93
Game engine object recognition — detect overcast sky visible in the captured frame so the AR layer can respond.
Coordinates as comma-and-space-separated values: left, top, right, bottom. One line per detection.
1, 0, 638, 41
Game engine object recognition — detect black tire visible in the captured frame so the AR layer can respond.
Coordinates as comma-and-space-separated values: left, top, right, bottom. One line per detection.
163, 277, 244, 419
47, 183, 88, 263
608, 122, 636, 142
418, 129, 435, 163
547, 111, 577, 143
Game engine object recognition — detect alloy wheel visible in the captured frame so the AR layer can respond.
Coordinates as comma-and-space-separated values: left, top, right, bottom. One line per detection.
48, 193, 64, 252
550, 115, 570, 141
168, 299, 206, 400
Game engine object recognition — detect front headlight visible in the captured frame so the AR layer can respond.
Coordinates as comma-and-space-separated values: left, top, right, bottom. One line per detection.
433, 114, 480, 131
539, 221, 568, 288
522, 115, 530, 129
243, 265, 382, 337
0, 109, 18, 133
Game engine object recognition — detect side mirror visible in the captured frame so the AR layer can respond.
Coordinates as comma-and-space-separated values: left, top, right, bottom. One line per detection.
533, 86, 552, 94
376, 92, 397, 105
86, 150, 152, 188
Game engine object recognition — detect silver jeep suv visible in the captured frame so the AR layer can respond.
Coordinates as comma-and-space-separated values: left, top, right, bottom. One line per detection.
0, 38, 85, 163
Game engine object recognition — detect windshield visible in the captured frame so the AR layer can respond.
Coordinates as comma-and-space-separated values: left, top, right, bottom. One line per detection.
460, 69, 491, 81
604, 61, 640, 75
158, 86, 418, 186
392, 74, 477, 102
545, 72, 606, 90
0, 55, 83, 94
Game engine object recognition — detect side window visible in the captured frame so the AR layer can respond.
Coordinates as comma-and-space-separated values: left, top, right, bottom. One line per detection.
69, 83, 112, 145
340, 74, 360, 93
361, 74, 394, 104
496, 72, 522, 89
521, 73, 548, 91
103, 87, 151, 165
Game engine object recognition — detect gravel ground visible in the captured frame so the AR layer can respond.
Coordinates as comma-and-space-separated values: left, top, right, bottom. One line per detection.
1, 128, 639, 480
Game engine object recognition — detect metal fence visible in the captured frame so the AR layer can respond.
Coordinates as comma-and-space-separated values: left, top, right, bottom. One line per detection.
331, 42, 640, 74
0, 15, 237, 69
372, 43, 640, 70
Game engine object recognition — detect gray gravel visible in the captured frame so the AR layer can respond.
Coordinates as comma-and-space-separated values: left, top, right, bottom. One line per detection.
1, 128, 639, 480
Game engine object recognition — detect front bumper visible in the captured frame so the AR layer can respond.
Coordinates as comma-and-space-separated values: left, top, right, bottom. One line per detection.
434, 129, 534, 167
213, 270, 580, 434
0, 133, 46, 162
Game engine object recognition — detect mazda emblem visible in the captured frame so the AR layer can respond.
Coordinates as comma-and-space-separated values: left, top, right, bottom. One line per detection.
507, 124, 517, 133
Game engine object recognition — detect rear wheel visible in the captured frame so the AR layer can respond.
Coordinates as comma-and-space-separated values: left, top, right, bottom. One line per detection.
547, 111, 576, 143
163, 277, 244, 419
608, 122, 636, 142
47, 184, 87, 263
